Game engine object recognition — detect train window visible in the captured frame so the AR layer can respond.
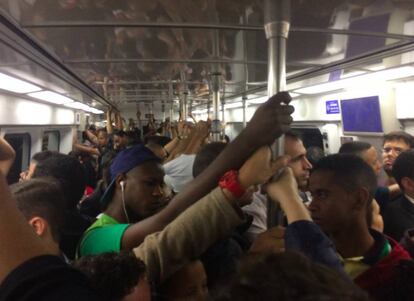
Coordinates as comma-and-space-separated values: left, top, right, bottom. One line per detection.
4, 133, 31, 185
42, 131, 60, 152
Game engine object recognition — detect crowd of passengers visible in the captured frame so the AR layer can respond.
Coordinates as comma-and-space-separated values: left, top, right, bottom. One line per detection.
1, 92, 414, 300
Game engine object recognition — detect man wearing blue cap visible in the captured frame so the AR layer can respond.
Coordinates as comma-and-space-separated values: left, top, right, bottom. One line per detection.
79, 144, 166, 256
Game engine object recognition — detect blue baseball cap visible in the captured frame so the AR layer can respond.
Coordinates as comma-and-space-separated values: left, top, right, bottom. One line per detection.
100, 144, 160, 206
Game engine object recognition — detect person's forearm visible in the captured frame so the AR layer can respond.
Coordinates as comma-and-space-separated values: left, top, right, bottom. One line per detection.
0, 138, 15, 175
278, 195, 312, 224
85, 130, 98, 145
164, 137, 180, 155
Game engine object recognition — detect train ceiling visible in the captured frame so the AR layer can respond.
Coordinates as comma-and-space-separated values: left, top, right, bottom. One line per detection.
1, 0, 414, 111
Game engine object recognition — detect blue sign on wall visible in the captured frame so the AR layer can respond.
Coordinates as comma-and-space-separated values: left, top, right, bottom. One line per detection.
326, 100, 340, 114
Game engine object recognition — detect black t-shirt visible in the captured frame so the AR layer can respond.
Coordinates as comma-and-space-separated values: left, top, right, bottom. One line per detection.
0, 256, 99, 301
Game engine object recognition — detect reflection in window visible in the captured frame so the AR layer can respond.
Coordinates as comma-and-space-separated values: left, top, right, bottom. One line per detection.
42, 131, 60, 151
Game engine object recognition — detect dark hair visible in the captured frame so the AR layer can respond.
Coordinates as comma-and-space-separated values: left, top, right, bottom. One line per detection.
338, 141, 372, 156
125, 130, 142, 146
32, 153, 86, 210
10, 178, 66, 242
113, 129, 126, 137
214, 252, 368, 301
392, 149, 414, 190
145, 135, 171, 147
312, 154, 377, 203
285, 130, 303, 141
383, 131, 414, 148
73, 251, 146, 301
97, 128, 108, 136
31, 150, 57, 164
193, 142, 227, 177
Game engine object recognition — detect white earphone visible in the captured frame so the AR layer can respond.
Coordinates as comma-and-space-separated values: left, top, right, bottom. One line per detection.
120, 180, 130, 223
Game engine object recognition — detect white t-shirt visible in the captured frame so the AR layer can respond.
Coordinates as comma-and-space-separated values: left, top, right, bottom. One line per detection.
163, 154, 196, 193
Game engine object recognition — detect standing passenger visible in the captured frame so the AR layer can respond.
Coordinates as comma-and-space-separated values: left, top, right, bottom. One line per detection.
383, 150, 414, 241
308, 154, 412, 300
382, 131, 414, 185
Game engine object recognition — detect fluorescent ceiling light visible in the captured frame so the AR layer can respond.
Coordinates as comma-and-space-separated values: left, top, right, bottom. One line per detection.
28, 91, 74, 105
0, 72, 41, 93
341, 71, 366, 79
294, 66, 414, 95
64, 101, 105, 114
64, 101, 89, 110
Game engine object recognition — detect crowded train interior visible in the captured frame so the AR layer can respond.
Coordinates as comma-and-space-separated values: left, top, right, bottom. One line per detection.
1, 0, 414, 300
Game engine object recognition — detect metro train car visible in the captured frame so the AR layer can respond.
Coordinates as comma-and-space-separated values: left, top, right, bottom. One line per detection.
1, 1, 414, 300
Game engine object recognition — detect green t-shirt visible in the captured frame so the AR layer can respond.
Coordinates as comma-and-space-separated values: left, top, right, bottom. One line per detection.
78, 213, 129, 257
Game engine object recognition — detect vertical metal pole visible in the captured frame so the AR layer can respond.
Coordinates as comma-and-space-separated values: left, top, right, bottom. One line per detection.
183, 92, 188, 121
242, 95, 247, 128
265, 0, 290, 229
211, 30, 222, 142
168, 81, 174, 121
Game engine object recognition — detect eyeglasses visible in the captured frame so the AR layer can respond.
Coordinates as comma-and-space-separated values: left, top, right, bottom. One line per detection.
382, 147, 404, 155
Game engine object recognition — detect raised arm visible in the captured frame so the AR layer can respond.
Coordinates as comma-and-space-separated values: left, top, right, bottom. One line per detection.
121, 92, 294, 249
133, 146, 288, 284
0, 137, 16, 176
266, 168, 345, 274
106, 109, 114, 134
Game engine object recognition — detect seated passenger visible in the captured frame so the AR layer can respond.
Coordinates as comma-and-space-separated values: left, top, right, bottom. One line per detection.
10, 178, 66, 258
383, 150, 414, 241
308, 154, 412, 300
73, 252, 150, 301
32, 153, 93, 260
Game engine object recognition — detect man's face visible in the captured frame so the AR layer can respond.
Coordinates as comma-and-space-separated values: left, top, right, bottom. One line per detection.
124, 161, 166, 220
382, 139, 410, 175
308, 170, 356, 234
361, 146, 382, 177
113, 135, 127, 150
284, 137, 313, 190
97, 131, 108, 148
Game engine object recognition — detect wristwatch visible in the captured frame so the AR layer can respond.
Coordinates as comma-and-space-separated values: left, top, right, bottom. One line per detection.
219, 170, 246, 199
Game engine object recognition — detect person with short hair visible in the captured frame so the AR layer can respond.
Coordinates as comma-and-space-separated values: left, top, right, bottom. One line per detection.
383, 150, 414, 241
382, 131, 414, 185
32, 153, 93, 260
10, 178, 66, 258
213, 252, 368, 301
308, 154, 412, 300
243, 130, 314, 241
73, 251, 149, 301
113, 129, 128, 151
339, 141, 385, 231
19, 150, 56, 182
